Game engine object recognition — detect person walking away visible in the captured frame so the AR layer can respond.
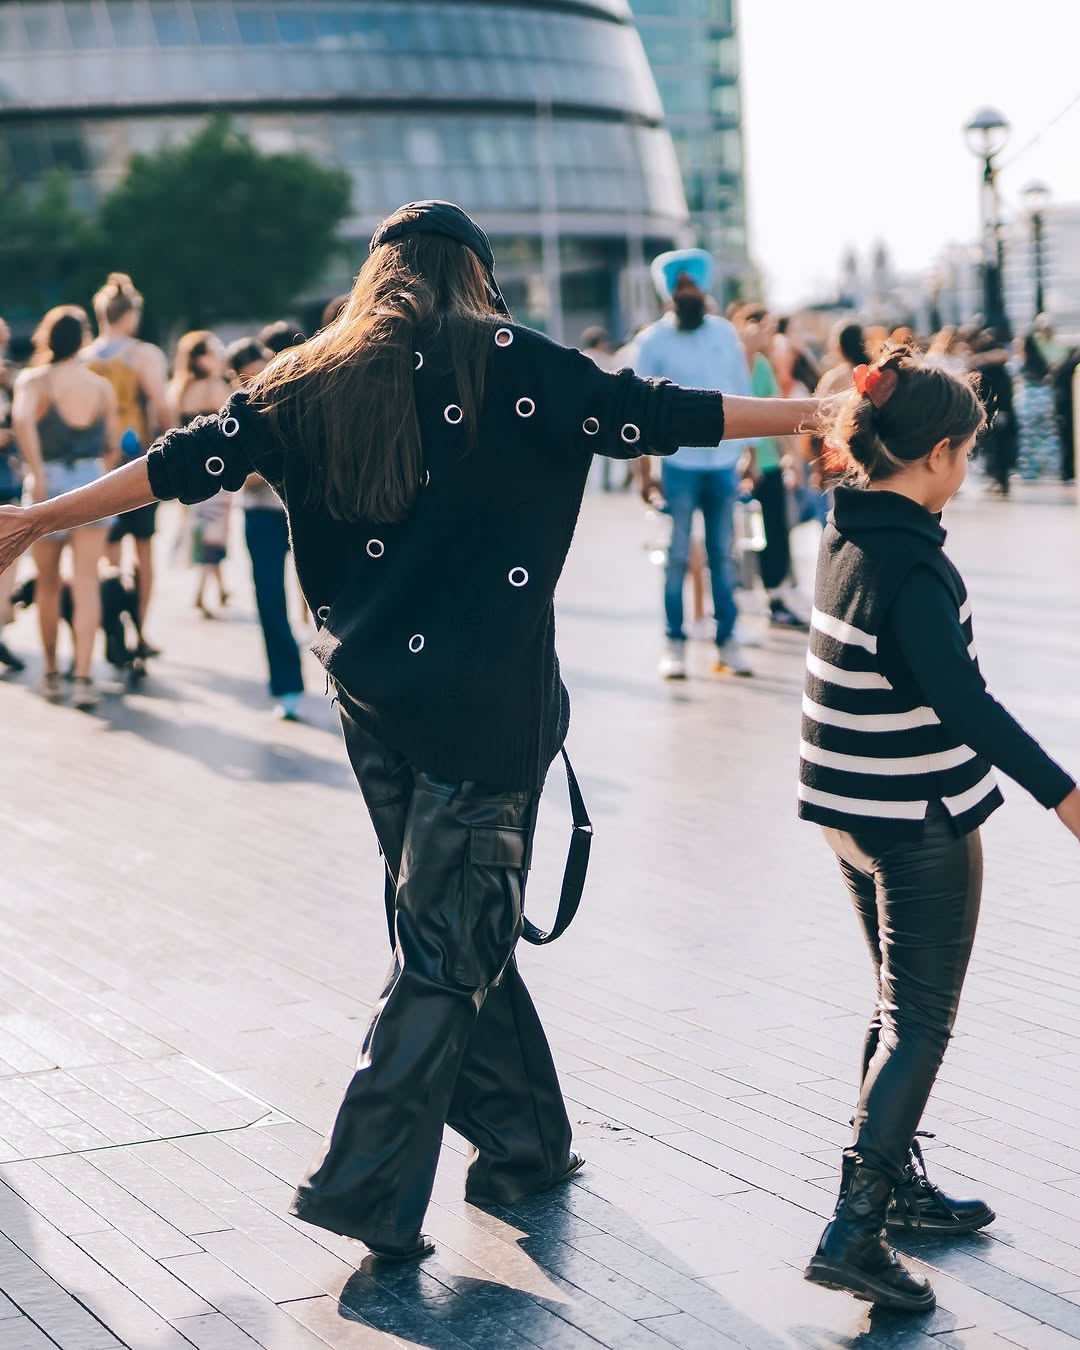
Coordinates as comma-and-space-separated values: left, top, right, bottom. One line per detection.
12, 307, 120, 708
227, 337, 305, 721
84, 274, 171, 652
169, 332, 234, 617
0, 318, 26, 672
800, 347, 1080, 1312
967, 330, 1016, 496
634, 249, 755, 680
0, 200, 824, 1262
734, 307, 807, 631
1014, 332, 1061, 480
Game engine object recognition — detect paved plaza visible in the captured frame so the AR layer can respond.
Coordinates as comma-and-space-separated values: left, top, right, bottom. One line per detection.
1, 482, 1080, 1349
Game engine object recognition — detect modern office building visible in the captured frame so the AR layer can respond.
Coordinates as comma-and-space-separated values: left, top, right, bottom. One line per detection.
0, 0, 689, 338
630, 0, 750, 301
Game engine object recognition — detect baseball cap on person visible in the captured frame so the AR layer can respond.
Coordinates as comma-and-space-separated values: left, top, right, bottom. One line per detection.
370, 201, 509, 315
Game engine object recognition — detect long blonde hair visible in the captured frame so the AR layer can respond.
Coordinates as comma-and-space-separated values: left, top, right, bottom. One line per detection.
251, 232, 500, 523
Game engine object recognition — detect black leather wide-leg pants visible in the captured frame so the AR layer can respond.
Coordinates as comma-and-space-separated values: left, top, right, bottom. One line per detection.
823, 801, 983, 1178
290, 702, 573, 1250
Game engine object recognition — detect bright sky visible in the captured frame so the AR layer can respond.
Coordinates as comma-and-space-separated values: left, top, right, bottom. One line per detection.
738, 0, 1080, 307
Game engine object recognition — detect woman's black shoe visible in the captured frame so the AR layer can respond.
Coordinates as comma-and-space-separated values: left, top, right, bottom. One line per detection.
805, 1158, 936, 1312
366, 1233, 435, 1263
465, 1150, 585, 1207
0, 641, 25, 673
887, 1135, 995, 1235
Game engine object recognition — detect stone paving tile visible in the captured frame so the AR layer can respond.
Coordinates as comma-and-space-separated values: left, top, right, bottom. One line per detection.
1, 487, 1080, 1346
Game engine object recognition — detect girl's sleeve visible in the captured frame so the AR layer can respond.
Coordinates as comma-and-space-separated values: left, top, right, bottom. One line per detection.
146, 390, 283, 505
884, 566, 1074, 808
537, 337, 725, 461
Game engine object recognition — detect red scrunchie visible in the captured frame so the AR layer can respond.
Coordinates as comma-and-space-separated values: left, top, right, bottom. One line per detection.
853, 364, 898, 409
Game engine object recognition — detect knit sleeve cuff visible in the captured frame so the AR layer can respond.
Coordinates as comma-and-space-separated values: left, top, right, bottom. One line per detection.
1036, 767, 1076, 811
667, 387, 725, 449
146, 444, 177, 501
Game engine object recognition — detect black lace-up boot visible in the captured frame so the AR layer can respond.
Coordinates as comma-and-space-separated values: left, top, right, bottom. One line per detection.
805, 1156, 936, 1312
887, 1134, 995, 1235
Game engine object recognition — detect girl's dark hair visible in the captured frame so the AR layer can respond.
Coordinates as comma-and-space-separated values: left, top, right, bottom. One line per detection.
828, 346, 986, 482
32, 306, 88, 364
838, 323, 869, 368
1022, 332, 1050, 383
250, 228, 499, 523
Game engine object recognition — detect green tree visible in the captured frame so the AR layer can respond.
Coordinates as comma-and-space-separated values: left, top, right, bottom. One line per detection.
100, 115, 352, 330
0, 169, 105, 319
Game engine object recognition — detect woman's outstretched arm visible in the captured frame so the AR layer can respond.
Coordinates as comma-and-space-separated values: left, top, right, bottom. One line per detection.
0, 458, 156, 571
721, 394, 828, 441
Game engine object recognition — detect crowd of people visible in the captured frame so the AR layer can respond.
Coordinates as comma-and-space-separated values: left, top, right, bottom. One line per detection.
0, 277, 331, 717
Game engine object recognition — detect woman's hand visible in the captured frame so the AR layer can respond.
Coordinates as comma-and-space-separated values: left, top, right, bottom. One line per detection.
1055, 787, 1080, 842
0, 505, 44, 571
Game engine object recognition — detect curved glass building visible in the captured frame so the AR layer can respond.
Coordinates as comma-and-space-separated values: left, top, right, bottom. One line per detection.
0, 0, 688, 336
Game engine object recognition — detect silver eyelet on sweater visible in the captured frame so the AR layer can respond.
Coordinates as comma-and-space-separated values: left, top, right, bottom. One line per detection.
422, 470, 431, 487
317, 605, 330, 621
509, 567, 529, 588
583, 417, 600, 435
444, 404, 463, 425
205, 456, 225, 476
495, 328, 514, 348
414, 351, 424, 370
621, 423, 641, 444
220, 416, 240, 438
366, 539, 384, 558
409, 634, 425, 653
516, 397, 535, 418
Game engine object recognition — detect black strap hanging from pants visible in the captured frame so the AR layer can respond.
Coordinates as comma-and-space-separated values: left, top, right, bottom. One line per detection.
520, 748, 592, 946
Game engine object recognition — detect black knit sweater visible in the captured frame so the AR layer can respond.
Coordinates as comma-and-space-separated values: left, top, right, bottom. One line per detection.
146, 321, 727, 788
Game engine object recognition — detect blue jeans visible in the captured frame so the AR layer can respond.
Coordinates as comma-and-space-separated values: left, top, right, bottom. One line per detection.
244, 508, 304, 698
661, 463, 739, 645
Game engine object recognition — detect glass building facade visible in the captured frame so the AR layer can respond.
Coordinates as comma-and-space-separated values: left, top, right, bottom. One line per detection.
630, 0, 749, 298
0, 0, 689, 338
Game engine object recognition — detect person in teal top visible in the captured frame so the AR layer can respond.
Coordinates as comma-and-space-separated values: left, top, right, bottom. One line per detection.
737, 307, 808, 631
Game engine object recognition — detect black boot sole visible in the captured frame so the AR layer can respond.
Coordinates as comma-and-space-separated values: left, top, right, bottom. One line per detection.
366, 1234, 436, 1263
804, 1258, 936, 1312
887, 1204, 996, 1236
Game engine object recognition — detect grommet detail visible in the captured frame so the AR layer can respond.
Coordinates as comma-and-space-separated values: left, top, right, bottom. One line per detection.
366, 539, 384, 558
509, 567, 529, 588
414, 351, 424, 370
516, 397, 535, 418
495, 328, 514, 348
422, 470, 431, 487
317, 605, 330, 621
583, 417, 600, 435
205, 455, 225, 476
220, 416, 240, 438
620, 423, 641, 444
408, 634, 425, 653
444, 404, 463, 425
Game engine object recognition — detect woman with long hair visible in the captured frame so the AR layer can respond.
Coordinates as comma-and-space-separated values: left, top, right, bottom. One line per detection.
0, 202, 824, 1261
11, 306, 120, 708
169, 330, 234, 616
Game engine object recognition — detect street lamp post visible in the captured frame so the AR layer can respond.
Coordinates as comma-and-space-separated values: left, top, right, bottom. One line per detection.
963, 107, 1011, 339
1022, 180, 1051, 320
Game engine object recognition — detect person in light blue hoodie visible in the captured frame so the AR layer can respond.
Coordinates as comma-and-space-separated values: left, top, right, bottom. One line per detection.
634, 249, 754, 680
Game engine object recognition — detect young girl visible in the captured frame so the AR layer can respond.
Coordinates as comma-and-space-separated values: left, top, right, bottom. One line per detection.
800, 348, 1080, 1312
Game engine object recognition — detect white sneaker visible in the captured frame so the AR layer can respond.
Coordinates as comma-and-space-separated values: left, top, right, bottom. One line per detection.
713, 639, 753, 678
659, 639, 688, 680
72, 676, 100, 711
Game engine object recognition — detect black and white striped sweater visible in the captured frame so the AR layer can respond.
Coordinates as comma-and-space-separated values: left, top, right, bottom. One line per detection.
798, 487, 1005, 838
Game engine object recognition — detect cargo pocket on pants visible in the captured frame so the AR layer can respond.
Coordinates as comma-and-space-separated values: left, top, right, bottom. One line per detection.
455, 825, 528, 988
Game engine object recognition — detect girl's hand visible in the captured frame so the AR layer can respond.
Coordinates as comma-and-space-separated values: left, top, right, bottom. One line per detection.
0, 505, 43, 571
1055, 787, 1080, 842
